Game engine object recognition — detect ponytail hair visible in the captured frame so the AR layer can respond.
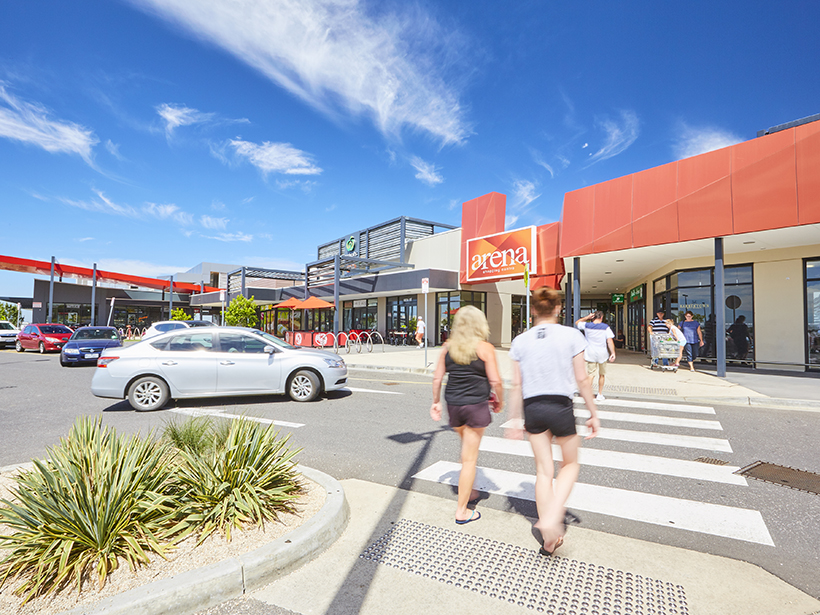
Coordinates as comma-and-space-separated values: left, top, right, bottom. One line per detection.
531, 287, 562, 318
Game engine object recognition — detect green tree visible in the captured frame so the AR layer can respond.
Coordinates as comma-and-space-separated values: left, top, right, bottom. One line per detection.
0, 301, 21, 326
225, 294, 258, 328
170, 307, 192, 321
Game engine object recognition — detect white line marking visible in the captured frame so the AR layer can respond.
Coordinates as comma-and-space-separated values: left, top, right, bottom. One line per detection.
413, 461, 772, 545
169, 408, 304, 428
574, 408, 723, 431
574, 398, 715, 415
479, 436, 746, 485
343, 387, 403, 395
499, 419, 732, 452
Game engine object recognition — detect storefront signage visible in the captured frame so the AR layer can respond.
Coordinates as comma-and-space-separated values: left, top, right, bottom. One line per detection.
611, 293, 625, 304
628, 285, 644, 302
32, 301, 42, 308
422, 277, 429, 294
344, 234, 358, 256
465, 226, 537, 283
353, 299, 367, 308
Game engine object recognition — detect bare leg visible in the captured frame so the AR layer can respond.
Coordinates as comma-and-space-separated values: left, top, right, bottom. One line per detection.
598, 373, 605, 396
530, 432, 581, 549
453, 425, 485, 521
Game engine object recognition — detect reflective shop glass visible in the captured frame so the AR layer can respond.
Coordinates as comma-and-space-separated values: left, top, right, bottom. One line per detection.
806, 259, 820, 366
343, 299, 378, 331
435, 291, 486, 345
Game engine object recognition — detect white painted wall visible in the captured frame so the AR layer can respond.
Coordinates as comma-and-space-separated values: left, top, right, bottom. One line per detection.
753, 260, 805, 370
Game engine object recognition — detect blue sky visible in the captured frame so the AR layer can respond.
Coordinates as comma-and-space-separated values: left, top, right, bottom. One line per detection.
1, 1, 818, 299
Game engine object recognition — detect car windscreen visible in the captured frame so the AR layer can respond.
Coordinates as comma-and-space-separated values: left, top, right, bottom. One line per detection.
151, 332, 215, 352
185, 321, 210, 327
72, 328, 119, 340
40, 325, 72, 334
0, 323, 15, 330
251, 330, 295, 349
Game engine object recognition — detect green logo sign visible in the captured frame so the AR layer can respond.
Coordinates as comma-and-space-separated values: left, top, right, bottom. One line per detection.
345, 236, 356, 253
628, 285, 644, 302
611, 293, 625, 305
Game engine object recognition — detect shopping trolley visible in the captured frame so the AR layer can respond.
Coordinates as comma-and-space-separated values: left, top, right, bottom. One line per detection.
650, 333, 680, 372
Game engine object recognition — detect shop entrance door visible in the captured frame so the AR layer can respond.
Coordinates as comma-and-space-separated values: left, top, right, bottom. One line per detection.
627, 300, 645, 352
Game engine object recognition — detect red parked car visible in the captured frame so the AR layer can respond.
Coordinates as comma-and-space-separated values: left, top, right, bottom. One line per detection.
16, 323, 74, 353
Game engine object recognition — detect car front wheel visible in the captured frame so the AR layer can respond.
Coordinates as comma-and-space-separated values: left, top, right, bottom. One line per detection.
288, 369, 321, 402
127, 376, 170, 412
39, 342, 45, 354
15, 340, 23, 352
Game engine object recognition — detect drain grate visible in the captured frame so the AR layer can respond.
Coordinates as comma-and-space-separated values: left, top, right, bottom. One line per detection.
736, 461, 820, 495
694, 457, 729, 466
602, 385, 677, 396
361, 519, 689, 614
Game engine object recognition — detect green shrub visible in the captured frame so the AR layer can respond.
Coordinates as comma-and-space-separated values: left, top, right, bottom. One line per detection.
174, 419, 302, 543
163, 416, 214, 456
0, 417, 182, 603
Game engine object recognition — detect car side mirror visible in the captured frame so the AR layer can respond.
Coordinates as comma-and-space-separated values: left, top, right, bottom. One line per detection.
264, 345, 276, 354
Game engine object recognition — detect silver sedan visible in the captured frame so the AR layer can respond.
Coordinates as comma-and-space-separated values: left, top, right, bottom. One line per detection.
91, 326, 348, 411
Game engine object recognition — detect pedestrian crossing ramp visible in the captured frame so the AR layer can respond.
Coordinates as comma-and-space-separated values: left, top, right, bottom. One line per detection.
414, 398, 775, 547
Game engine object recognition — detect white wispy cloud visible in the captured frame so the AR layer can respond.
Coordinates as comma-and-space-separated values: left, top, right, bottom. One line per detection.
0, 82, 98, 165
59, 189, 139, 217
585, 110, 639, 167
200, 214, 229, 230
95, 258, 187, 278
530, 148, 555, 179
448, 199, 459, 210
245, 256, 305, 271
673, 123, 742, 160
276, 178, 318, 192
156, 103, 215, 136
207, 231, 253, 242
144, 202, 195, 225
105, 139, 124, 160
127, 0, 471, 145
505, 179, 540, 229
410, 155, 443, 186
221, 138, 323, 176
77, 237, 94, 242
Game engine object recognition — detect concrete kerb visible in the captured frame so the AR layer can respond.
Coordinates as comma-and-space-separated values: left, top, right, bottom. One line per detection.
346, 364, 820, 412
58, 464, 349, 615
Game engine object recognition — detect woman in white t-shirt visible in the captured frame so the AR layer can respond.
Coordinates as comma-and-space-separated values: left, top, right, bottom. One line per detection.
665, 319, 687, 368
508, 287, 600, 556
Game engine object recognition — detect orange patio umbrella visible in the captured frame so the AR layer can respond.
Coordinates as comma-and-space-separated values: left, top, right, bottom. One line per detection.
297, 296, 335, 309
275, 296, 303, 333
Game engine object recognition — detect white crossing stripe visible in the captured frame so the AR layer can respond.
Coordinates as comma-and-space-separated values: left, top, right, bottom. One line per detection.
479, 436, 746, 486
574, 397, 715, 415
344, 387, 403, 395
413, 461, 773, 546
574, 408, 723, 431
499, 419, 732, 453
169, 408, 304, 428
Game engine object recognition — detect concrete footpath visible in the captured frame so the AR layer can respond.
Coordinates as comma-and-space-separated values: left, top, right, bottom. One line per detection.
341, 345, 820, 411
245, 479, 820, 615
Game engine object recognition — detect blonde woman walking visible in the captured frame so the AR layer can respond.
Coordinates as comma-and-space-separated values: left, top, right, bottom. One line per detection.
508, 288, 600, 554
431, 306, 504, 524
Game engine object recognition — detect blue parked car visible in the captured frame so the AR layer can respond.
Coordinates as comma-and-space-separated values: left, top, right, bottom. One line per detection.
60, 326, 123, 367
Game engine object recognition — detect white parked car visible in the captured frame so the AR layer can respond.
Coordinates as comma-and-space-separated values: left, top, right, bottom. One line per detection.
141, 319, 211, 340
91, 326, 348, 411
0, 321, 21, 348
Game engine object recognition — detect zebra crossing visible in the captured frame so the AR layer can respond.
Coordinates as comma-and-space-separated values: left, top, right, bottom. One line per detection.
413, 398, 775, 547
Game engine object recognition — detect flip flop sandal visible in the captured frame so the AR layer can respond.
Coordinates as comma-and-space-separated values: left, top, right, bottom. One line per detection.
455, 510, 481, 525
539, 535, 564, 556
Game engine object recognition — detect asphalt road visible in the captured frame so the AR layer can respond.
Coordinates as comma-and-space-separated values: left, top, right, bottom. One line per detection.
1, 347, 819, 599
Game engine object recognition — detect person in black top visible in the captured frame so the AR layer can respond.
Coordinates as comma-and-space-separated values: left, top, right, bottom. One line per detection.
431, 306, 504, 525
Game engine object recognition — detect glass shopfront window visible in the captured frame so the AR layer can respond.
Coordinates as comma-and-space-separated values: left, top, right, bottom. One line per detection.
805, 259, 820, 368
304, 308, 334, 332
111, 306, 163, 330
343, 299, 378, 331
435, 290, 486, 345
511, 295, 526, 341
260, 307, 302, 337
653, 265, 754, 362
387, 296, 417, 343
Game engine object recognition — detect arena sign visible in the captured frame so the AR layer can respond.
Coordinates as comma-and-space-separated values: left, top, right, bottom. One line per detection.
465, 226, 537, 283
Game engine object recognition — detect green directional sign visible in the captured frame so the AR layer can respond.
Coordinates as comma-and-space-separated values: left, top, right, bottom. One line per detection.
611, 293, 625, 304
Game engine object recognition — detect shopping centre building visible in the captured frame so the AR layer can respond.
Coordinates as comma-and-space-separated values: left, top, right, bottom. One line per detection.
2, 114, 819, 372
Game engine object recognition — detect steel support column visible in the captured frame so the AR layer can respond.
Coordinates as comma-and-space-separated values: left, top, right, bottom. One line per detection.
573, 257, 581, 326
241, 267, 246, 298
333, 254, 340, 335
169, 276, 174, 317
714, 238, 726, 378
48, 256, 55, 323
399, 216, 406, 263
564, 276, 572, 326
303, 264, 309, 300
91, 264, 97, 325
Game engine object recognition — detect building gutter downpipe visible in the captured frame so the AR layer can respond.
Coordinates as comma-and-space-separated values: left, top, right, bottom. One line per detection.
572, 257, 581, 327
715, 238, 726, 378
91, 264, 97, 325
48, 256, 55, 323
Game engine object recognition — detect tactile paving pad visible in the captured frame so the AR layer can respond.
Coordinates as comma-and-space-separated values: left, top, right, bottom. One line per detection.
360, 519, 689, 614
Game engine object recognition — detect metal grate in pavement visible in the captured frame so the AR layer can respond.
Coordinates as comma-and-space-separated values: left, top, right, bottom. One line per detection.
601, 385, 677, 396
694, 457, 729, 466
361, 519, 689, 614
736, 461, 820, 495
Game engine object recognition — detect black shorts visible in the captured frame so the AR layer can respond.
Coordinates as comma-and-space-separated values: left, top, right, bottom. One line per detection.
523, 395, 577, 437
447, 400, 492, 429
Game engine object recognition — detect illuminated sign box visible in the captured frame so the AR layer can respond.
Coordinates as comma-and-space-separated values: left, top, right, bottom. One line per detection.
465, 227, 537, 283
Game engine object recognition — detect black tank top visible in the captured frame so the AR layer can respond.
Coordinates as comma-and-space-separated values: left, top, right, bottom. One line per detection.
444, 351, 491, 406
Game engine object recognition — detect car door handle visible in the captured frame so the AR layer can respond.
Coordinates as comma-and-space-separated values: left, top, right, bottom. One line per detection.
161, 360, 178, 366
220, 360, 235, 365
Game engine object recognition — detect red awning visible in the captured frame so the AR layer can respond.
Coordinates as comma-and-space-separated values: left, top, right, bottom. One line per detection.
0, 254, 220, 293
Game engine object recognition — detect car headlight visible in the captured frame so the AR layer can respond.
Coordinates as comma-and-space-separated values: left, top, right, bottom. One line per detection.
323, 358, 346, 369
64, 348, 80, 355
46, 337, 62, 343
